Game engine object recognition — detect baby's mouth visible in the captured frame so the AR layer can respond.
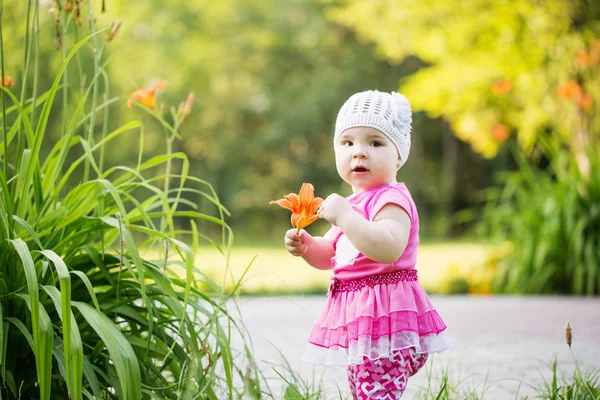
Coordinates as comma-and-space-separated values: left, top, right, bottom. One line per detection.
352, 166, 369, 173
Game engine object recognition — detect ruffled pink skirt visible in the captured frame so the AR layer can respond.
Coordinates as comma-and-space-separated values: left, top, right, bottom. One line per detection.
302, 274, 454, 366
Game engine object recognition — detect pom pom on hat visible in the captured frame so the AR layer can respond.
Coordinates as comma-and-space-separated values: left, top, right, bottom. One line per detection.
334, 90, 413, 164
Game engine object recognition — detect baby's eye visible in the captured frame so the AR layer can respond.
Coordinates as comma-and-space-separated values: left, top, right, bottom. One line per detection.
371, 141, 382, 147
342, 141, 353, 146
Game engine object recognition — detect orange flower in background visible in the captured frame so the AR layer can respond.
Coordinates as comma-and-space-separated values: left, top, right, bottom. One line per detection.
579, 94, 594, 111
0, 76, 14, 88
558, 81, 583, 100
127, 80, 168, 110
0, 70, 14, 88
491, 124, 510, 143
576, 49, 591, 69
270, 183, 324, 234
492, 78, 512, 96
590, 40, 600, 64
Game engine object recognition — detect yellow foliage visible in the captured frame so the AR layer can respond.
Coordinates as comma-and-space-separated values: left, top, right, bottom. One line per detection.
328, 0, 594, 158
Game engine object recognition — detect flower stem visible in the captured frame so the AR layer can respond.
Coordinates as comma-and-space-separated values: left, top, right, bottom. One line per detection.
0, 0, 8, 178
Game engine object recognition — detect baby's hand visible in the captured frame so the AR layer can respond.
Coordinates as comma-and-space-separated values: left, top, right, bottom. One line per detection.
318, 193, 353, 226
285, 229, 312, 257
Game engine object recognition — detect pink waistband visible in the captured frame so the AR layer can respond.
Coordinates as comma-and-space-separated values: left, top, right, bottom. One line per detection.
329, 269, 418, 296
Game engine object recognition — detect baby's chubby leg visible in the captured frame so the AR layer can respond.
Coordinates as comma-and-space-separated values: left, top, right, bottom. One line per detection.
347, 348, 428, 399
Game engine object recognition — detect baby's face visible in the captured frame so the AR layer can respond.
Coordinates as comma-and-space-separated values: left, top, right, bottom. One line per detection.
334, 127, 401, 194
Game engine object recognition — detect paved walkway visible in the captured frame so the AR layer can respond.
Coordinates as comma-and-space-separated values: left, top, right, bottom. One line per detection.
235, 296, 600, 399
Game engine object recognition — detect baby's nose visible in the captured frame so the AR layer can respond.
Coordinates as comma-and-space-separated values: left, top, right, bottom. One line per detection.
352, 145, 368, 158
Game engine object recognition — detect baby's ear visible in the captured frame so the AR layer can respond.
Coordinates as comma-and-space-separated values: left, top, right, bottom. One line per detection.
396, 157, 403, 169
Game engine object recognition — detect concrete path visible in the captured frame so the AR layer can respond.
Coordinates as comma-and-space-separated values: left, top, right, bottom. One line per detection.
235, 295, 600, 399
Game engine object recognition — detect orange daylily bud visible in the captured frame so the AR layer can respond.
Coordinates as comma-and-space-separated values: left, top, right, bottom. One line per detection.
55, 18, 61, 49
492, 78, 512, 96
491, 124, 510, 143
74, 0, 82, 26
182, 92, 195, 115
579, 94, 594, 111
107, 21, 122, 42
270, 183, 324, 234
558, 82, 583, 100
128, 80, 168, 110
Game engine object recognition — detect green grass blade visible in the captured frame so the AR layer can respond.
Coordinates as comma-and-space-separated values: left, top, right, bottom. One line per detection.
1, 321, 9, 384
17, 30, 101, 217
41, 87, 92, 196
0, 302, 3, 366
40, 250, 79, 399
14, 294, 53, 400
56, 121, 142, 192
82, 355, 102, 398
0, 172, 11, 239
5, 317, 34, 352
37, 181, 103, 233
42, 285, 83, 400
70, 270, 101, 311
9, 239, 42, 381
72, 301, 141, 400
12, 215, 44, 250
131, 102, 183, 140
101, 215, 148, 306
0, 86, 36, 150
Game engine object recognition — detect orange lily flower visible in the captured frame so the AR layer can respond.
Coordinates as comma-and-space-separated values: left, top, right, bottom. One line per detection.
0, 70, 14, 88
492, 78, 512, 96
491, 124, 510, 143
558, 81, 582, 100
590, 40, 600, 65
128, 80, 168, 110
579, 94, 594, 111
576, 49, 591, 69
270, 183, 324, 234
0, 76, 14, 88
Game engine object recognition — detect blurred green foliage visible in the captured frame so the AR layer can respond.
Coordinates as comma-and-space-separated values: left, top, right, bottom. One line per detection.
332, 0, 600, 294
3, 0, 508, 242
482, 145, 600, 295
3, 0, 599, 293
0, 2, 275, 397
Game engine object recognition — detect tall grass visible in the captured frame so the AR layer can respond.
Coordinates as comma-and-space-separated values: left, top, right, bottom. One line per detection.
0, 1, 266, 398
481, 142, 600, 295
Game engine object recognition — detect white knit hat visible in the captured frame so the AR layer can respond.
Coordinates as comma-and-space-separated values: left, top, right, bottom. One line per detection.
334, 90, 412, 164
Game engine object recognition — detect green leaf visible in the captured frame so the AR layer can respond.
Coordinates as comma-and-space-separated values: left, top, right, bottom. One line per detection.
42, 282, 83, 400
72, 301, 141, 400
13, 215, 44, 250
17, 30, 101, 218
70, 270, 101, 311
14, 295, 54, 400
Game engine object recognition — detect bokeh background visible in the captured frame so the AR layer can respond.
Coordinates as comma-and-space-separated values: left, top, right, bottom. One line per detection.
4, 0, 599, 296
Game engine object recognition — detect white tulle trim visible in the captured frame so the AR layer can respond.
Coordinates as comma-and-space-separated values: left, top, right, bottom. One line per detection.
301, 330, 454, 366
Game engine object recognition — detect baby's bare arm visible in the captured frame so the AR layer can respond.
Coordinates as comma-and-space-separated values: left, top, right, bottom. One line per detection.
318, 194, 411, 264
284, 228, 335, 270
335, 204, 410, 264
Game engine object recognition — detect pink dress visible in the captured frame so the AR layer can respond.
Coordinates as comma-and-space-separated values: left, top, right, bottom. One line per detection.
302, 183, 454, 366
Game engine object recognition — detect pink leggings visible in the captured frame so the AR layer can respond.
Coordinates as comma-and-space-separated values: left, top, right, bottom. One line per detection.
346, 348, 428, 399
